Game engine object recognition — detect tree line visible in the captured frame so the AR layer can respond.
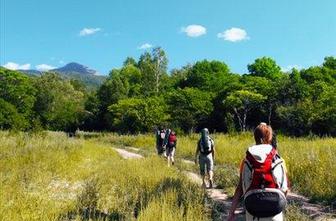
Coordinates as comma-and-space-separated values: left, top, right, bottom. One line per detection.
1, 48, 336, 136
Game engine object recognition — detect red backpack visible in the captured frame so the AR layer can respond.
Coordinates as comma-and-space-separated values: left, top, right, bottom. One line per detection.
168, 132, 176, 145
243, 147, 287, 218
245, 148, 278, 191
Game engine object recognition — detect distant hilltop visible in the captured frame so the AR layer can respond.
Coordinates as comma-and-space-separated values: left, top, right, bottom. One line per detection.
11, 62, 106, 90
18, 62, 100, 76
52, 62, 99, 76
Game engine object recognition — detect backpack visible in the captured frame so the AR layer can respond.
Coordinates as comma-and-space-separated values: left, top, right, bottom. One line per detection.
160, 130, 166, 140
168, 132, 176, 146
199, 138, 213, 155
242, 145, 288, 218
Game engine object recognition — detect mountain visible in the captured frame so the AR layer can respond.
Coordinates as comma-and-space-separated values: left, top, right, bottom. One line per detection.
52, 62, 99, 75
18, 62, 107, 90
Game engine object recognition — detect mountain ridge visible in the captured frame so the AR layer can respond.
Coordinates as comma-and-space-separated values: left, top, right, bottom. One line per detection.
14, 62, 106, 90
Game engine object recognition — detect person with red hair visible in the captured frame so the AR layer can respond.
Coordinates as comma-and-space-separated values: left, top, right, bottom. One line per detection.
227, 123, 289, 221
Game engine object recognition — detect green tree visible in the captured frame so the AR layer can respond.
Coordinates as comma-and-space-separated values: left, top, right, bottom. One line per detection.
166, 88, 214, 132
311, 85, 336, 135
0, 98, 26, 130
183, 60, 230, 91
323, 56, 336, 70
109, 97, 169, 133
119, 64, 142, 97
97, 69, 129, 109
34, 73, 85, 131
247, 57, 282, 79
224, 90, 266, 131
0, 67, 36, 129
123, 57, 138, 67
277, 100, 313, 136
138, 47, 168, 96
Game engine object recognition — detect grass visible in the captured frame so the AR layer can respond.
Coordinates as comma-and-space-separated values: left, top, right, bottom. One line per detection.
2, 130, 335, 220
0, 131, 209, 221
90, 132, 336, 204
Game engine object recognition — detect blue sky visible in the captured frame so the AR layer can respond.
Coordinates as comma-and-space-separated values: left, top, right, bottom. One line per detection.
1, 0, 336, 75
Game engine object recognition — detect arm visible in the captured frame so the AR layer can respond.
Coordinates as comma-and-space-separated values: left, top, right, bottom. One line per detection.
227, 176, 243, 221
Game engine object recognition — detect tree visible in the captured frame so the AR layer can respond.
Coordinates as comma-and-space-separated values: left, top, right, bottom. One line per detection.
224, 90, 265, 131
323, 56, 336, 70
166, 88, 214, 132
33, 73, 85, 131
97, 70, 129, 109
123, 57, 137, 67
109, 97, 169, 133
138, 47, 168, 96
152, 47, 168, 94
183, 60, 230, 91
247, 57, 282, 79
0, 67, 36, 129
0, 98, 26, 130
119, 64, 142, 97
277, 100, 313, 136
311, 85, 336, 136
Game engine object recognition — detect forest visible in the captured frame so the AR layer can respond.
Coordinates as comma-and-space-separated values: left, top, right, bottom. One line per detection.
1, 47, 336, 136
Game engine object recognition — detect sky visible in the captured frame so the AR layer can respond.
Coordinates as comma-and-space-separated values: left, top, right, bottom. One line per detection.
1, 0, 336, 75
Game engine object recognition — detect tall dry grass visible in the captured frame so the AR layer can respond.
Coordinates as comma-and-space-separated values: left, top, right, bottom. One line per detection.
0, 131, 209, 221
93, 132, 336, 203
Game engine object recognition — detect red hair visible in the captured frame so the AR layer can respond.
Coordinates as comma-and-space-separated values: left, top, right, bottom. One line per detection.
254, 124, 273, 145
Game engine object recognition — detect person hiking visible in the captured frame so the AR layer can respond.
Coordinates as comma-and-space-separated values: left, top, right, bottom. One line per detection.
164, 129, 177, 166
156, 127, 166, 155
195, 128, 215, 188
227, 123, 289, 221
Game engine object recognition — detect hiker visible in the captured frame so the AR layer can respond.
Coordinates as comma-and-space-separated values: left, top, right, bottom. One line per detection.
156, 127, 166, 155
195, 128, 215, 188
227, 123, 289, 221
164, 129, 177, 166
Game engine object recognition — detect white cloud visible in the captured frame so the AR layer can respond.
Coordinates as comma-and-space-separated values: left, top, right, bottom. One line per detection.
217, 27, 249, 42
79, 28, 101, 36
281, 65, 302, 72
3, 62, 31, 70
36, 64, 56, 71
137, 43, 153, 50
181, 25, 206, 37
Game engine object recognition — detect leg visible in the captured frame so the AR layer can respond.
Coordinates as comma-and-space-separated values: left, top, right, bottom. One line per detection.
199, 155, 207, 188
206, 155, 214, 188
171, 147, 175, 165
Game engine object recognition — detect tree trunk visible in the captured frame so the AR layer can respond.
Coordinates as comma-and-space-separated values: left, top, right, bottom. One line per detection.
233, 108, 243, 131
242, 109, 247, 132
156, 59, 160, 95
268, 104, 272, 125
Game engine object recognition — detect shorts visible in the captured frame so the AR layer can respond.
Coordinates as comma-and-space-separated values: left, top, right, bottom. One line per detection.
199, 153, 213, 176
166, 146, 175, 158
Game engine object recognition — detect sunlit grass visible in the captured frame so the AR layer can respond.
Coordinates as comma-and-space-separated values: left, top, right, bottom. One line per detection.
0, 131, 209, 221
93, 132, 336, 203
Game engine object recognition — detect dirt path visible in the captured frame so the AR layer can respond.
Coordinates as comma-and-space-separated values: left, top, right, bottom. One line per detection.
113, 146, 335, 220
113, 148, 143, 159
183, 170, 244, 220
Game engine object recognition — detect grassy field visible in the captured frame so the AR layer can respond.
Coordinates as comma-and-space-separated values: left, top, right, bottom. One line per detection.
0, 131, 209, 221
1, 131, 335, 221
90, 132, 336, 204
